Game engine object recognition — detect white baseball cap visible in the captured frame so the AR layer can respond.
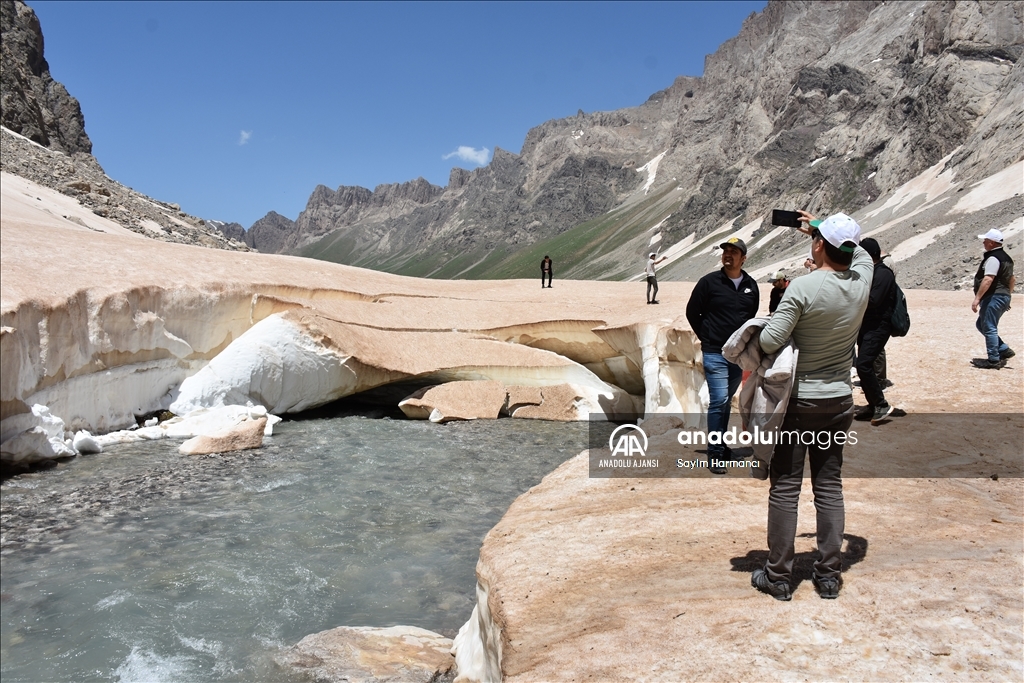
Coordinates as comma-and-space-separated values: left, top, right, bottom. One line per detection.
810, 213, 861, 253
978, 229, 1004, 243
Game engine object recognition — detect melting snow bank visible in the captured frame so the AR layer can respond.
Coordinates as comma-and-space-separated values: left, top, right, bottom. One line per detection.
0, 402, 280, 467
95, 404, 280, 448
452, 579, 503, 683
636, 151, 667, 195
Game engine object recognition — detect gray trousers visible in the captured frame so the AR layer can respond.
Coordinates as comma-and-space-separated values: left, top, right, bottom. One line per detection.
766, 395, 854, 584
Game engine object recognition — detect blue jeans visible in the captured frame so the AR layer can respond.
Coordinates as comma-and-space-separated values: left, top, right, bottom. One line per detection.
976, 294, 1011, 361
703, 352, 742, 455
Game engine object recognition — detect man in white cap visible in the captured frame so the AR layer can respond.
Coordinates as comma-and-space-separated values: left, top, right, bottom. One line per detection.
645, 252, 668, 304
768, 270, 790, 314
971, 229, 1016, 369
751, 210, 871, 601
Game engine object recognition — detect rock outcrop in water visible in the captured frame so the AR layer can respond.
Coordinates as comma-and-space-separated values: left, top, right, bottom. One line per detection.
277, 625, 455, 683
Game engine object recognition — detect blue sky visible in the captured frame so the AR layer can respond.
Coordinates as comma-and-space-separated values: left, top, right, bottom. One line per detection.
30, 1, 766, 227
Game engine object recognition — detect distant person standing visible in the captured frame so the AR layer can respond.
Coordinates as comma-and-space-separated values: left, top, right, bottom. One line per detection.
752, 211, 870, 602
768, 271, 790, 314
971, 229, 1016, 369
541, 255, 553, 288
645, 252, 667, 304
874, 251, 897, 387
685, 237, 759, 473
854, 238, 896, 424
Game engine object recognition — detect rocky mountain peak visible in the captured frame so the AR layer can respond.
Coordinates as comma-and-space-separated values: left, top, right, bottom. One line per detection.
244, 211, 296, 253
1, 0, 91, 155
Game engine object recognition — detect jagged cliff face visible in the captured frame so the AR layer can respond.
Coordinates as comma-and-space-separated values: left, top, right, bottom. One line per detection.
274, 0, 1021, 283
244, 210, 296, 253
0, 0, 91, 155
649, 0, 1023, 244
0, 1, 251, 251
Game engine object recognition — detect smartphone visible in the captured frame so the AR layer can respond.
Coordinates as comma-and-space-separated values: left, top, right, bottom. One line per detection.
771, 209, 802, 228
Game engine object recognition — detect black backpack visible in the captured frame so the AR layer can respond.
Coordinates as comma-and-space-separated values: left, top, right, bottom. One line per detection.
890, 283, 910, 337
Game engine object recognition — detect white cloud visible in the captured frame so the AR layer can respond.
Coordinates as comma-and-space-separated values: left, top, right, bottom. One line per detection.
443, 145, 490, 166
238, 130, 252, 146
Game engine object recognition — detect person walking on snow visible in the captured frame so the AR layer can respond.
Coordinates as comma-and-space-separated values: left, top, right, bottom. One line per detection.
645, 252, 667, 304
971, 229, 1016, 369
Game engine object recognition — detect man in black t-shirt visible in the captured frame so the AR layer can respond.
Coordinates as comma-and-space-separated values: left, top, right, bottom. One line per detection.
685, 237, 759, 474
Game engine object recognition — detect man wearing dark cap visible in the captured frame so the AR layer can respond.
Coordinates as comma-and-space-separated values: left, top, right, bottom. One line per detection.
685, 237, 759, 474
854, 237, 897, 424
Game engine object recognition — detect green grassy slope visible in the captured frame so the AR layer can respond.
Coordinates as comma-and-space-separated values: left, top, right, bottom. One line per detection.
296, 184, 686, 281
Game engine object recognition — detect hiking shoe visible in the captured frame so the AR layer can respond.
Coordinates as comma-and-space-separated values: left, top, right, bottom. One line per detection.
812, 574, 841, 599
1000, 348, 1015, 360
651, 300, 660, 304
854, 405, 873, 421
752, 568, 791, 601
707, 459, 728, 475
972, 358, 1006, 369
881, 378, 894, 389
871, 403, 894, 425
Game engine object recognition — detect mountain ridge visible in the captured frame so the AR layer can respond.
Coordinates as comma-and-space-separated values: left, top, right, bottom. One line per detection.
260, 0, 1022, 289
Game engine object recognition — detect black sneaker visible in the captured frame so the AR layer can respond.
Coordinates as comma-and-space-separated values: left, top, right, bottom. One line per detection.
812, 574, 841, 599
1000, 348, 1015, 360
972, 358, 1006, 369
651, 300, 660, 304
752, 568, 791, 601
871, 402, 894, 425
881, 378, 894, 389
854, 405, 873, 421
707, 458, 728, 475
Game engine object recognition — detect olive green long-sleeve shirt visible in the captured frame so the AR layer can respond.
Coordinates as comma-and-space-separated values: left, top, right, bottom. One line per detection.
759, 247, 873, 399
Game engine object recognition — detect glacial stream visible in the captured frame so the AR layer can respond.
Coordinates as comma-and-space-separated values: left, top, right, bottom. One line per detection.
1, 416, 587, 682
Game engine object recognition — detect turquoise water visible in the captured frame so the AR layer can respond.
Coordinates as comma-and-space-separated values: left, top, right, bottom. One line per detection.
0, 417, 586, 682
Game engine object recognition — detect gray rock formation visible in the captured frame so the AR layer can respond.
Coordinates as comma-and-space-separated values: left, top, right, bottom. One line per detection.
210, 220, 245, 242
0, 1, 250, 252
1, 126, 251, 251
0, 0, 91, 155
244, 210, 296, 253
271, 0, 1021, 289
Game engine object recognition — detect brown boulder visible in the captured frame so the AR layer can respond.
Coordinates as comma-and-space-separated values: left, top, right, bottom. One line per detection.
399, 381, 507, 423
504, 385, 543, 415
178, 417, 266, 455
277, 625, 454, 683
509, 384, 581, 421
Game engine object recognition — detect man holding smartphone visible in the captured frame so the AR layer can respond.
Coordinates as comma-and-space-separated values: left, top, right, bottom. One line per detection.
685, 237, 759, 474
752, 211, 870, 601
